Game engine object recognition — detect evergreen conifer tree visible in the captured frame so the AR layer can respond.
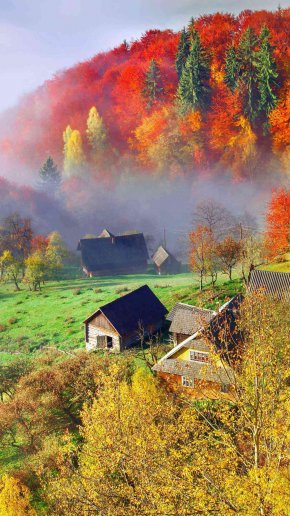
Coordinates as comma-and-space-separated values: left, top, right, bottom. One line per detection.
39, 157, 61, 190
176, 30, 211, 113
142, 59, 164, 110
175, 28, 190, 80
256, 25, 278, 120
237, 27, 259, 123
224, 44, 240, 92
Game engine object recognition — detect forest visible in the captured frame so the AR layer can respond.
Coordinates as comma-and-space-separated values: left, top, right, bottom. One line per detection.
0, 8, 289, 184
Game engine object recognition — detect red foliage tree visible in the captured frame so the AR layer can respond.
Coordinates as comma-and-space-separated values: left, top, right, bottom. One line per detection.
264, 188, 290, 259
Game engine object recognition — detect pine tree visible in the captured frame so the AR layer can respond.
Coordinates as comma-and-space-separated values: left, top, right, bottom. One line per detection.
142, 59, 164, 110
175, 28, 191, 80
237, 27, 259, 123
176, 30, 211, 113
256, 25, 278, 121
39, 157, 61, 189
86, 106, 106, 161
224, 44, 240, 92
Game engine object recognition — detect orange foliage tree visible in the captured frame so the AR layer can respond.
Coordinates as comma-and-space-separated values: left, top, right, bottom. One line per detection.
264, 188, 290, 259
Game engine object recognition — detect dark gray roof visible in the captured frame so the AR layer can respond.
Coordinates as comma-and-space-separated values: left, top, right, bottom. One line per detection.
84, 285, 167, 336
152, 245, 180, 268
248, 270, 290, 301
167, 303, 215, 335
78, 231, 149, 272
153, 358, 234, 385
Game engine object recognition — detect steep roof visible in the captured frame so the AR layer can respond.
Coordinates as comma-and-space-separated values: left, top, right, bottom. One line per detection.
152, 245, 180, 268
78, 231, 149, 272
248, 270, 290, 301
84, 285, 168, 336
167, 303, 215, 335
153, 357, 234, 385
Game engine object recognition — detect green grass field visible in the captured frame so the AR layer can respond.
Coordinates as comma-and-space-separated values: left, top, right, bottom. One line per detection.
0, 268, 243, 363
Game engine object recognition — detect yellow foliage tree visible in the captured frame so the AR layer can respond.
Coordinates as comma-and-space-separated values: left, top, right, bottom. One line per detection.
63, 127, 85, 177
86, 106, 106, 163
223, 115, 258, 179
0, 475, 35, 516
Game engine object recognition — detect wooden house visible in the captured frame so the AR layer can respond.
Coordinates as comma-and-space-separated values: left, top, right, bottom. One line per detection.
152, 246, 181, 275
84, 285, 168, 352
167, 303, 215, 345
248, 269, 290, 301
77, 229, 149, 277
153, 295, 243, 399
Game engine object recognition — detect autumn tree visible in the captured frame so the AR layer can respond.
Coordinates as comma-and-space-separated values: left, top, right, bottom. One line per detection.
142, 59, 164, 110
63, 127, 85, 177
264, 188, 290, 259
192, 199, 233, 239
177, 30, 211, 113
216, 235, 241, 279
175, 28, 190, 80
0, 250, 22, 290
189, 225, 214, 290
86, 106, 107, 162
0, 475, 35, 516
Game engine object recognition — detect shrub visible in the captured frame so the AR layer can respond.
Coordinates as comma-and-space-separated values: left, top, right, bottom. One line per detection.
115, 287, 130, 294
94, 287, 103, 294
73, 288, 82, 295
0, 324, 6, 332
8, 317, 18, 325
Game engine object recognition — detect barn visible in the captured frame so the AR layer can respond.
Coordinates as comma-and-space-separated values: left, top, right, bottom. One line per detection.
167, 303, 216, 345
151, 245, 181, 275
84, 285, 168, 352
77, 229, 149, 277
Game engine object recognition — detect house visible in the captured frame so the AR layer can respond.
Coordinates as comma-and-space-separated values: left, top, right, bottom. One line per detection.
84, 285, 168, 352
152, 245, 181, 275
77, 229, 149, 277
153, 295, 243, 399
248, 269, 290, 301
167, 303, 215, 345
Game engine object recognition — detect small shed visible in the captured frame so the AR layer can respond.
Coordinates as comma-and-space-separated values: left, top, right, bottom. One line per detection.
152, 245, 181, 275
84, 285, 168, 352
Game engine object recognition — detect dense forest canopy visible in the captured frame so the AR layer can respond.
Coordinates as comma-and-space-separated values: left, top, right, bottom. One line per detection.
0, 8, 289, 183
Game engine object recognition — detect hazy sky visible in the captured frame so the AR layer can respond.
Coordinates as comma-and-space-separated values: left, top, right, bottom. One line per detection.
0, 0, 287, 112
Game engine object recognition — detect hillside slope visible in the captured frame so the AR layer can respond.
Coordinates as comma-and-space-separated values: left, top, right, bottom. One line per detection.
0, 9, 289, 184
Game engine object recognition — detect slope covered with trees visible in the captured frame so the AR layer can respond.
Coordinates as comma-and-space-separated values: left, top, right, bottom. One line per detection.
0, 8, 289, 182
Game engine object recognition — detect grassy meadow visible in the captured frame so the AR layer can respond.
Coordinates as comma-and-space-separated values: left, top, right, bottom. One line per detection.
0, 266, 243, 364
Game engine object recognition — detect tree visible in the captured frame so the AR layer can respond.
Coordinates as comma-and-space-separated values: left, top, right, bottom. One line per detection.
264, 188, 290, 259
0, 475, 35, 516
39, 157, 61, 192
216, 236, 241, 279
86, 106, 107, 162
192, 199, 233, 239
256, 25, 278, 126
175, 28, 190, 80
177, 30, 211, 113
0, 359, 31, 402
237, 27, 259, 124
63, 127, 85, 177
189, 225, 214, 290
0, 250, 22, 290
46, 231, 67, 278
1, 213, 33, 266
224, 44, 239, 92
142, 59, 164, 110
239, 234, 263, 283
23, 251, 48, 291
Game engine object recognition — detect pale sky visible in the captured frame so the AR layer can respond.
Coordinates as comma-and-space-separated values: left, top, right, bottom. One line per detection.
0, 0, 287, 112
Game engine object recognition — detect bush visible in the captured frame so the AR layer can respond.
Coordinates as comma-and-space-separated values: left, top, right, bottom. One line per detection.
115, 287, 130, 294
0, 324, 6, 332
73, 288, 82, 295
94, 287, 103, 294
8, 317, 18, 325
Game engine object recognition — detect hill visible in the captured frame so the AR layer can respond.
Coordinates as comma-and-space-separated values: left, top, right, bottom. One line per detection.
0, 8, 289, 183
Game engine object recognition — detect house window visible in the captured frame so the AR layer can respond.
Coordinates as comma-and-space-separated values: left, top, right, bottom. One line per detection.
189, 350, 209, 363
181, 376, 194, 388
221, 383, 229, 393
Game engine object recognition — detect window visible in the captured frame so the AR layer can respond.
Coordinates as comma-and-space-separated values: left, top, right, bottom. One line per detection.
181, 376, 194, 388
221, 384, 229, 393
189, 350, 209, 363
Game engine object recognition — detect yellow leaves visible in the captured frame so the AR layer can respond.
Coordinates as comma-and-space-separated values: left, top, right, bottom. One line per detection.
63, 126, 85, 177
0, 475, 35, 516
